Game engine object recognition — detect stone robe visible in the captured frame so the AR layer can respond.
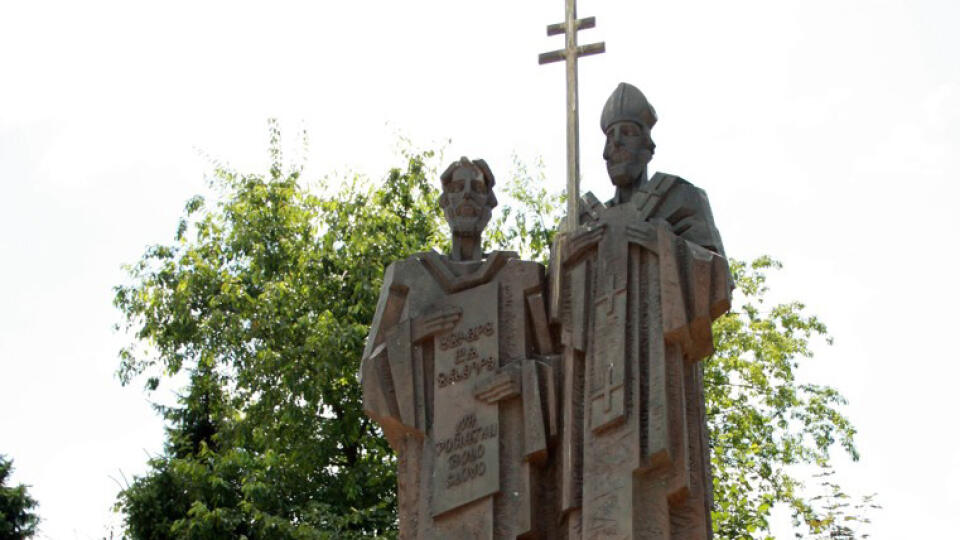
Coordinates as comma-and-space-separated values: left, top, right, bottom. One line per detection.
361, 250, 559, 539
549, 173, 732, 540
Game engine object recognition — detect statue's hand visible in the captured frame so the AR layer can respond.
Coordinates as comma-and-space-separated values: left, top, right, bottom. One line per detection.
411, 306, 462, 343
562, 225, 607, 265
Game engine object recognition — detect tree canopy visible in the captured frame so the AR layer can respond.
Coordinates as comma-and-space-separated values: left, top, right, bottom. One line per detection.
0, 455, 40, 539
114, 124, 874, 539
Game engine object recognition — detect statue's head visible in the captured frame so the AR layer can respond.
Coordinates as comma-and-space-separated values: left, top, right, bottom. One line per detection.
439, 157, 498, 237
601, 82, 658, 187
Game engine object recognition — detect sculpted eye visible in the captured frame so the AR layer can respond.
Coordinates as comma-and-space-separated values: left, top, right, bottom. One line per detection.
471, 180, 486, 193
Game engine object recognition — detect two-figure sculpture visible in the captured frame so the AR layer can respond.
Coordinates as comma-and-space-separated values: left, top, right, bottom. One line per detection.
361, 83, 732, 539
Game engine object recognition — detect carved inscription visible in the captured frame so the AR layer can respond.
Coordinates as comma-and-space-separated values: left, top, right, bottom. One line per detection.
432, 281, 500, 517
438, 322, 495, 351
436, 413, 498, 488
436, 345, 496, 388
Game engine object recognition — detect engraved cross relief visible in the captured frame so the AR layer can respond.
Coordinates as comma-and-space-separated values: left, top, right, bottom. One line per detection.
590, 273, 627, 432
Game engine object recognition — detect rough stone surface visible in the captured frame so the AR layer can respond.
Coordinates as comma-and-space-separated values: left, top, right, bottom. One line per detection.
361, 157, 558, 539
547, 82, 732, 540
361, 83, 732, 539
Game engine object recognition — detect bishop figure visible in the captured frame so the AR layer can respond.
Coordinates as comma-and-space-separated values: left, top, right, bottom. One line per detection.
549, 83, 733, 539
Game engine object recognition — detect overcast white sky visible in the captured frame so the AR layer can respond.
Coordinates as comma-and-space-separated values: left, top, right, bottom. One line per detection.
1, 0, 958, 537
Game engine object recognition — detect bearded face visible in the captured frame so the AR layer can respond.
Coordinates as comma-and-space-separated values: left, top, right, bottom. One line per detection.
440, 165, 493, 236
603, 120, 655, 187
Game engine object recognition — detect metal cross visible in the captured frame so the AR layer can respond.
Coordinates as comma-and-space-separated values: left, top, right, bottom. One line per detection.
539, 0, 605, 233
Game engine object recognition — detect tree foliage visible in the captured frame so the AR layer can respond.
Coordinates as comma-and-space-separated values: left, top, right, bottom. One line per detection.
491, 171, 877, 539
707, 258, 877, 538
0, 455, 40, 539
114, 125, 873, 538
114, 122, 444, 538
484, 154, 564, 263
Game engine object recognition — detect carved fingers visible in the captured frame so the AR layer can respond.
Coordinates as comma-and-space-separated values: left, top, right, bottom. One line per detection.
411, 306, 462, 343
562, 226, 606, 265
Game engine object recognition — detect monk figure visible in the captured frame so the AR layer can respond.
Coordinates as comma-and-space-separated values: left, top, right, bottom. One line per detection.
362, 157, 559, 539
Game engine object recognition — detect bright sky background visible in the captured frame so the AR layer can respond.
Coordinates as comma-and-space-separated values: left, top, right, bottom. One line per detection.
1, 0, 958, 537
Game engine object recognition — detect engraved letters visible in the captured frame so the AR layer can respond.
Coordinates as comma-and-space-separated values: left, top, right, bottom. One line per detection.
432, 282, 501, 516
438, 322, 495, 351
436, 342, 497, 388
436, 413, 498, 489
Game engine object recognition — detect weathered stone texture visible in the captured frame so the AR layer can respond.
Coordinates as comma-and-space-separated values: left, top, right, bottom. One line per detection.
360, 83, 731, 539
545, 83, 731, 539
361, 158, 558, 539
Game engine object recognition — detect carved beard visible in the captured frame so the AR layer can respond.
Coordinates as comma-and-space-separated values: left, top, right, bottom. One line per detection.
606, 148, 653, 186
445, 204, 491, 236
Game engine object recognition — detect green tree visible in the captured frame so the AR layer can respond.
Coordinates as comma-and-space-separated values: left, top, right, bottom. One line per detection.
707, 258, 876, 539
484, 153, 564, 262
0, 455, 40, 539
114, 125, 874, 538
491, 168, 877, 539
114, 122, 444, 538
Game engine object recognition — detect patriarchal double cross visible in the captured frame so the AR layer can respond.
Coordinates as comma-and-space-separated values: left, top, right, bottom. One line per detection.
539, 0, 605, 233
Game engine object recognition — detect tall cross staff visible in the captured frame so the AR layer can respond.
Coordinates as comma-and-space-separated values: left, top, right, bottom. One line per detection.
539, 0, 605, 233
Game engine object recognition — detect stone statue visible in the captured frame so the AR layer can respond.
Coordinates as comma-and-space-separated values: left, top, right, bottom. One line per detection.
361, 157, 559, 539
548, 83, 733, 539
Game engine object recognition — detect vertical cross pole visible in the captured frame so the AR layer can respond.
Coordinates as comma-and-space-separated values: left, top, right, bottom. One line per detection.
562, 0, 580, 235
539, 0, 605, 233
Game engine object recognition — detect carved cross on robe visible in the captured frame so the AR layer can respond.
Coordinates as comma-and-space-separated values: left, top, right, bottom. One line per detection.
589, 273, 627, 432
